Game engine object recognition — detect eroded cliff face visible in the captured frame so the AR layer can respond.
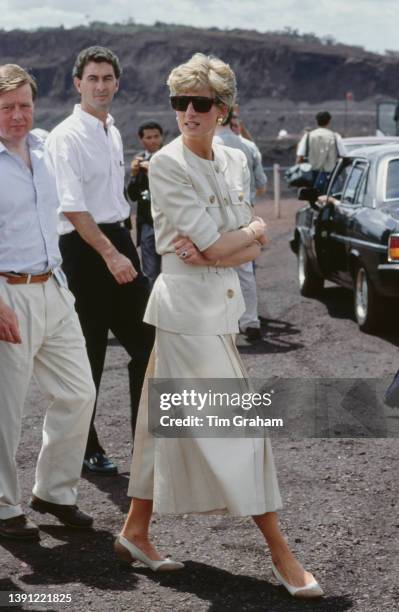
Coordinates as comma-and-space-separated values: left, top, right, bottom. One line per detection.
1, 25, 396, 154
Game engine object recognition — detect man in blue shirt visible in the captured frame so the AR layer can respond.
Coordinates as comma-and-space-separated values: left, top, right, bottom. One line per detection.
214, 111, 267, 341
0, 64, 95, 540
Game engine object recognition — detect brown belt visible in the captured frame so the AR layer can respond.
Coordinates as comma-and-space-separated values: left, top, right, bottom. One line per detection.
0, 271, 53, 285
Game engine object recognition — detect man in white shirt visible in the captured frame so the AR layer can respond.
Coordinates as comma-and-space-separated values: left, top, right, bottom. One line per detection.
214, 112, 267, 341
0, 64, 95, 539
296, 111, 347, 193
46, 47, 154, 475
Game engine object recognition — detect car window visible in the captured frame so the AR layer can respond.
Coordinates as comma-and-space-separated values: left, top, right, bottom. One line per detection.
355, 170, 368, 205
328, 163, 351, 200
386, 159, 399, 200
342, 163, 366, 205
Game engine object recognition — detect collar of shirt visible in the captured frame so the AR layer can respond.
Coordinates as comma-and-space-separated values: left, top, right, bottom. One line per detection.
73, 104, 115, 130
182, 137, 228, 176
215, 125, 234, 137
0, 131, 44, 156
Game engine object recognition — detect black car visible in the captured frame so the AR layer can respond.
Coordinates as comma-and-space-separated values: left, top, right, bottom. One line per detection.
290, 144, 399, 332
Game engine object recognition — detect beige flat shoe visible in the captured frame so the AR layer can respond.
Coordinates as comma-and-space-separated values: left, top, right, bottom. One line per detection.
114, 535, 184, 571
271, 561, 324, 598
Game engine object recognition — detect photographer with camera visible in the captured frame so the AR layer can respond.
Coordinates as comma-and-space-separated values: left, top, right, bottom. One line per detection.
127, 122, 163, 287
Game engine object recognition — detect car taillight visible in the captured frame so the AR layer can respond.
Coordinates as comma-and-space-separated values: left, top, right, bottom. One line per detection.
388, 235, 399, 261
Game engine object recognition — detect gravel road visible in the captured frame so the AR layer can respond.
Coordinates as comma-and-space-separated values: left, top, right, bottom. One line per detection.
1, 197, 398, 612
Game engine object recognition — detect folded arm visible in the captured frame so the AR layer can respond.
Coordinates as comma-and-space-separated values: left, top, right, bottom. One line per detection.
174, 217, 266, 267
182, 241, 262, 268
150, 150, 266, 265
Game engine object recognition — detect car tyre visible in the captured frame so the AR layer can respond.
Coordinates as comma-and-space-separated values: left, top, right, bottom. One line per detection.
354, 265, 384, 333
298, 240, 324, 297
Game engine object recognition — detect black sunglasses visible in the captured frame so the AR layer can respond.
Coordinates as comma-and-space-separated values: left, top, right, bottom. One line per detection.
170, 95, 220, 113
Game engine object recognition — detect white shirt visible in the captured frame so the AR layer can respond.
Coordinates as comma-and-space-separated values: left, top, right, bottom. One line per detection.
46, 105, 130, 235
0, 132, 61, 274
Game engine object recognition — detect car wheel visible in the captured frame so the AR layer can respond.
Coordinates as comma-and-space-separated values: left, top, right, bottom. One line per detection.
354, 265, 383, 333
298, 240, 324, 297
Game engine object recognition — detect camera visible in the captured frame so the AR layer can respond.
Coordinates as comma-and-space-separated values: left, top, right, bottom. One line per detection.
140, 189, 151, 204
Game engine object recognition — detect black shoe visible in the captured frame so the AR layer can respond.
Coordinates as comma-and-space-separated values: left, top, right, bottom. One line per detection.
83, 452, 118, 475
28, 496, 93, 528
0, 515, 40, 540
245, 327, 262, 341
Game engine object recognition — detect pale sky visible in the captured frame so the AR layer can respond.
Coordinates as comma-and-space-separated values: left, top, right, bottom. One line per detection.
1, 0, 398, 55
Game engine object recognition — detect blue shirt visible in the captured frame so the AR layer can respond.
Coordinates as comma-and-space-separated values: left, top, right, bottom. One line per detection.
214, 127, 267, 203
0, 132, 61, 274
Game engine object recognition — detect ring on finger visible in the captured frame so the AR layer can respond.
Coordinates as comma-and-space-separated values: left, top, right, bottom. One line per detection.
180, 250, 188, 259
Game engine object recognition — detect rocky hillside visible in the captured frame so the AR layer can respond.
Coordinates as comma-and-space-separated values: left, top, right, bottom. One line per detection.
1, 23, 398, 157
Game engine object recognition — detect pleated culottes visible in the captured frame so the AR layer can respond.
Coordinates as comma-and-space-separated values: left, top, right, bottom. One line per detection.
128, 329, 282, 516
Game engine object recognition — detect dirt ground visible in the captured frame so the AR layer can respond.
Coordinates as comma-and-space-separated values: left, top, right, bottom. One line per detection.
1, 198, 398, 612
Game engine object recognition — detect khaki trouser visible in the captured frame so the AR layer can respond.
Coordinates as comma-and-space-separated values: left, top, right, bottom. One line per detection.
236, 262, 260, 332
0, 276, 95, 519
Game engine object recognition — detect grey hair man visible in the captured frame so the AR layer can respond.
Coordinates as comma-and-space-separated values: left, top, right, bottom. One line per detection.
0, 64, 95, 540
214, 110, 267, 341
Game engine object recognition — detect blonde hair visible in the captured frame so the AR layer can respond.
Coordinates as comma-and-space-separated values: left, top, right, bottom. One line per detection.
0, 64, 37, 99
167, 53, 236, 109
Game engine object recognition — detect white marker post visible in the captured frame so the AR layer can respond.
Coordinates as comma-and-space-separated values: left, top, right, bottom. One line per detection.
273, 163, 281, 219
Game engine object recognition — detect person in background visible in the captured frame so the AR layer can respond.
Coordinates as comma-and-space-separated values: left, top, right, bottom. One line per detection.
233, 102, 253, 141
230, 113, 268, 203
46, 46, 154, 476
0, 64, 95, 539
214, 110, 267, 341
296, 111, 346, 194
127, 122, 163, 287
230, 113, 241, 136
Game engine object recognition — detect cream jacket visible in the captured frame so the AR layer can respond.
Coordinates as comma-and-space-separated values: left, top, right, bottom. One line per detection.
144, 136, 252, 335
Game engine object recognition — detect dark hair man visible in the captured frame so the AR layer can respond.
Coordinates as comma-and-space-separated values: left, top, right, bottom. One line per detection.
0, 64, 95, 539
127, 122, 163, 286
296, 110, 346, 193
46, 47, 154, 475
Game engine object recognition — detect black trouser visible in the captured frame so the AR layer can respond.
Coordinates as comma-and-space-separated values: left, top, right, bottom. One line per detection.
59, 224, 155, 457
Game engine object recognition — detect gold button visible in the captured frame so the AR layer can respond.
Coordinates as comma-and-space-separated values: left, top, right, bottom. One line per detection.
238, 193, 244, 201
209, 195, 216, 204
227, 289, 234, 298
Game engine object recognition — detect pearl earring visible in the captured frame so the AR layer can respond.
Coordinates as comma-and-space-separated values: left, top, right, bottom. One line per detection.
217, 117, 223, 125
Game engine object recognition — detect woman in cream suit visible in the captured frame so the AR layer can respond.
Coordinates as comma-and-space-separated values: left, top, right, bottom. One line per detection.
115, 53, 323, 598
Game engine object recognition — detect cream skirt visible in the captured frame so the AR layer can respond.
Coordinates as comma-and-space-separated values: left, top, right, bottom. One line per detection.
128, 330, 282, 516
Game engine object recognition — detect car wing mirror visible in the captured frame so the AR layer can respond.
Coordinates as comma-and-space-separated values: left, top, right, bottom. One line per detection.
298, 187, 322, 211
